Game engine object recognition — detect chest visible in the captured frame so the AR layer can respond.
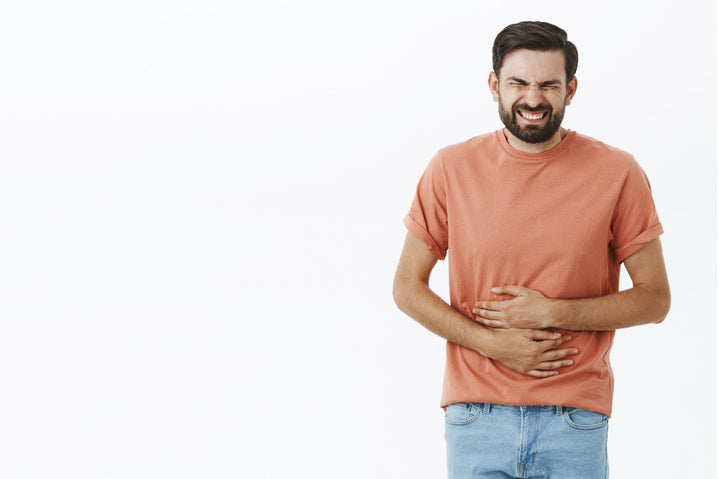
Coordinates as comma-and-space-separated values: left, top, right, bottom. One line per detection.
445, 160, 622, 262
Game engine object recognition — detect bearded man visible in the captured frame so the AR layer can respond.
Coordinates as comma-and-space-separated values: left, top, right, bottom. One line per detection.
392, 21, 670, 479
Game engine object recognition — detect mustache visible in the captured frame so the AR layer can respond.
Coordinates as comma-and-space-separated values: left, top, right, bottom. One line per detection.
513, 104, 552, 113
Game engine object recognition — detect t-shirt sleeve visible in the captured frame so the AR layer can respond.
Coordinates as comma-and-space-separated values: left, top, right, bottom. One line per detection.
404, 152, 449, 260
610, 157, 664, 263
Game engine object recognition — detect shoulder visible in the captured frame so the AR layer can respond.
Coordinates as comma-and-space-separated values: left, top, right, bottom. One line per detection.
432, 131, 498, 166
438, 131, 497, 156
569, 132, 637, 172
571, 132, 634, 162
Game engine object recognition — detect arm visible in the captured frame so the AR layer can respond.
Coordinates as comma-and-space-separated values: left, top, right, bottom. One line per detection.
473, 238, 671, 331
392, 232, 578, 378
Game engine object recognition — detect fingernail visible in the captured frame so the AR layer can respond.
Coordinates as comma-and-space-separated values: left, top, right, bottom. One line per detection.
572, 349, 579, 354
566, 360, 574, 366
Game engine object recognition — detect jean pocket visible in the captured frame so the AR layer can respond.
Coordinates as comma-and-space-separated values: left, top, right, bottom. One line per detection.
563, 407, 609, 430
444, 402, 481, 425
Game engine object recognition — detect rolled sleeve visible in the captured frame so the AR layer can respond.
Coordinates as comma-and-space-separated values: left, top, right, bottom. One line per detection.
404, 214, 447, 260
404, 152, 449, 260
611, 158, 664, 263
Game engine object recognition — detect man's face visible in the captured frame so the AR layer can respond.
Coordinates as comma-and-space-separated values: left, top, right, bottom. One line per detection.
489, 49, 577, 146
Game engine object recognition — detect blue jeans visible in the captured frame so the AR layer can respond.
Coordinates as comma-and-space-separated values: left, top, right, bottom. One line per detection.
445, 403, 609, 479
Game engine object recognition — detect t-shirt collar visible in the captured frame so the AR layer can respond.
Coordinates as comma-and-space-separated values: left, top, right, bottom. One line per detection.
495, 129, 576, 161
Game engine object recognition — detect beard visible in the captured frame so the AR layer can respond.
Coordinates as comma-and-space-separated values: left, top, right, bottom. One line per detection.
498, 98, 565, 144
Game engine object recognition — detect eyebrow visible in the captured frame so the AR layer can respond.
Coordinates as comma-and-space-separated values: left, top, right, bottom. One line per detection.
506, 77, 562, 87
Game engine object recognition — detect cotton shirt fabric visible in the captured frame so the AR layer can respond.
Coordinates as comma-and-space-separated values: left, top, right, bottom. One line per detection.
404, 129, 663, 416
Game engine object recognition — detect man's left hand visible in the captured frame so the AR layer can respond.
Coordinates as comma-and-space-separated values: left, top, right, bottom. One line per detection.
473, 285, 553, 330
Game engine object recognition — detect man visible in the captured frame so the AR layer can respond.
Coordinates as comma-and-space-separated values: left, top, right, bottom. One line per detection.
392, 21, 670, 478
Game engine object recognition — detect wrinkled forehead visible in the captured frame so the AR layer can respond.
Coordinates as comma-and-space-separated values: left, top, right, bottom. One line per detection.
497, 48, 567, 83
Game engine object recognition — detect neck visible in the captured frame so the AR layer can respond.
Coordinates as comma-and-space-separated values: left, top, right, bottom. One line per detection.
503, 128, 568, 153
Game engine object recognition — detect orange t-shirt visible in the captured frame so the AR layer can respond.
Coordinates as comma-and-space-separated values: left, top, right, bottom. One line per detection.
404, 130, 663, 416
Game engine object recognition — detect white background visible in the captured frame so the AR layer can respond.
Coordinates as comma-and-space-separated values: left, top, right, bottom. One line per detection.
0, 1, 715, 478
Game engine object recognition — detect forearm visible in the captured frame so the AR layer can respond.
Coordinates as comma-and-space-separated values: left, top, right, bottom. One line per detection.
475, 239, 671, 332
549, 283, 671, 331
392, 277, 488, 353
393, 231, 577, 378
393, 276, 577, 378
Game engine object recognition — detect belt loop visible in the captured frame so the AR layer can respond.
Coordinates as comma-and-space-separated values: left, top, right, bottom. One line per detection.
482, 403, 492, 415
555, 405, 563, 416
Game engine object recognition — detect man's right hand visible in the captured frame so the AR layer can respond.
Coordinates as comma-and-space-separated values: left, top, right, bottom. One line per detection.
394, 232, 578, 379
480, 328, 578, 378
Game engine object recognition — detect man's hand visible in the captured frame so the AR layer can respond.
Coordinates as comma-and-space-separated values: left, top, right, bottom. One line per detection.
473, 240, 670, 332
482, 328, 577, 378
473, 285, 553, 330
394, 233, 578, 378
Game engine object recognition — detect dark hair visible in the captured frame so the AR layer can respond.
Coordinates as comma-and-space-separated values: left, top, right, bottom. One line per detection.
492, 21, 578, 81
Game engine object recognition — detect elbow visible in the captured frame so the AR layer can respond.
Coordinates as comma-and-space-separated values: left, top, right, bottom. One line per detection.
653, 288, 671, 324
393, 273, 421, 315
392, 275, 409, 313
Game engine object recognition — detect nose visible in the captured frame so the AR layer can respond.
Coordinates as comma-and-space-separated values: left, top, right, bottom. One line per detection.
521, 85, 544, 107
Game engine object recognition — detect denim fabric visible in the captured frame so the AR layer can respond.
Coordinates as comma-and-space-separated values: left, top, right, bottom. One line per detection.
445, 403, 608, 478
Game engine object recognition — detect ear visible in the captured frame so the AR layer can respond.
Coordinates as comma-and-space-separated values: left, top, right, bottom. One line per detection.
488, 71, 500, 102
565, 76, 578, 106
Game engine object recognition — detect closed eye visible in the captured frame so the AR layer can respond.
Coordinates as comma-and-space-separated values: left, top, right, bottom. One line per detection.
507, 78, 529, 87
505, 78, 562, 91
539, 81, 561, 90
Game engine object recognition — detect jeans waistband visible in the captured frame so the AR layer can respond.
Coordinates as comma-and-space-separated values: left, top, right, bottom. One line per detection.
475, 403, 565, 416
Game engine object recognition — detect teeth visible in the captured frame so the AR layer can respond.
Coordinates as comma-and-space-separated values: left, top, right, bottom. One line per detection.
520, 111, 544, 120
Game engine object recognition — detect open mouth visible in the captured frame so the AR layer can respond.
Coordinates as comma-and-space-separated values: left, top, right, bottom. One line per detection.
517, 110, 548, 121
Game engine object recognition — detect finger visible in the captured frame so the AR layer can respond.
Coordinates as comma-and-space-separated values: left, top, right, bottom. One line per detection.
526, 369, 559, 379
473, 300, 504, 311
474, 308, 504, 320
491, 285, 525, 296
540, 335, 573, 349
539, 347, 579, 361
476, 317, 508, 329
551, 335, 574, 348
527, 330, 565, 341
535, 359, 575, 371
